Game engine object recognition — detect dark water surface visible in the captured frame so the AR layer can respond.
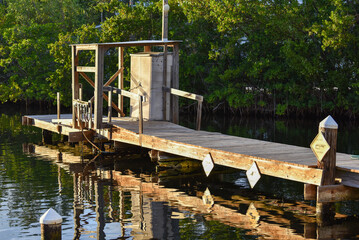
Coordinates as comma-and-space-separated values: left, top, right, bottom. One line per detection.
1, 111, 359, 239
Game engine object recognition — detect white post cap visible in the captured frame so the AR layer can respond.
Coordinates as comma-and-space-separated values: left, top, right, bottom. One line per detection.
319, 115, 338, 129
40, 208, 63, 225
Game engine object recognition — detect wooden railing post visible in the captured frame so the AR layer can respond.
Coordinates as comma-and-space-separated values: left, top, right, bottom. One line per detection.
196, 101, 202, 131
108, 87, 112, 123
139, 96, 143, 134
79, 83, 83, 101
57, 92, 61, 121
89, 100, 93, 129
316, 115, 338, 225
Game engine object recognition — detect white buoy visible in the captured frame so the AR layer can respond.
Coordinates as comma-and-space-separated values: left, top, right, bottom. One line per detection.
40, 208, 62, 240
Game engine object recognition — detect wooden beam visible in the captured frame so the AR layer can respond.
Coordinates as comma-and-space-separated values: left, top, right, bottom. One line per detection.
104, 68, 123, 87
316, 116, 338, 223
163, 87, 203, 101
68, 130, 95, 143
73, 44, 98, 51
317, 184, 359, 202
110, 127, 323, 185
77, 66, 96, 73
72, 46, 79, 128
162, 44, 168, 120
71, 40, 182, 49
304, 184, 317, 200
94, 46, 104, 129
171, 44, 179, 124
196, 101, 202, 131
79, 72, 125, 117
104, 86, 143, 101
118, 47, 124, 117
336, 167, 359, 188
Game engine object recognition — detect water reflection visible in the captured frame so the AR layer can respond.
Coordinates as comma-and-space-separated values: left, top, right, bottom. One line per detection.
23, 143, 359, 239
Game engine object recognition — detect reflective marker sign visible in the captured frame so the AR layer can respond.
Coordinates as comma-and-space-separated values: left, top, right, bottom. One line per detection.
310, 132, 330, 162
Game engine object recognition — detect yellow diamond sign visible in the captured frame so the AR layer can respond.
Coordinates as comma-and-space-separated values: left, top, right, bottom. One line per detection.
310, 132, 330, 162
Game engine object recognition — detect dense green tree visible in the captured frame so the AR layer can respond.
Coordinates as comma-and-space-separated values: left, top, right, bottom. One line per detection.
2, 0, 359, 117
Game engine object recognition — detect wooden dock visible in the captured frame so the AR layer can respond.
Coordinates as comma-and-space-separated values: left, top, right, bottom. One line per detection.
22, 114, 359, 196
20, 35, 359, 223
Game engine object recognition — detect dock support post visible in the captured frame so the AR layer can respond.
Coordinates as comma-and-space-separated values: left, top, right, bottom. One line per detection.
42, 130, 52, 144
40, 208, 62, 240
316, 115, 338, 225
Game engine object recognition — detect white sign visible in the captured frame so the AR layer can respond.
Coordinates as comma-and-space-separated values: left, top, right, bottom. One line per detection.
310, 132, 330, 162
202, 153, 214, 177
246, 162, 261, 188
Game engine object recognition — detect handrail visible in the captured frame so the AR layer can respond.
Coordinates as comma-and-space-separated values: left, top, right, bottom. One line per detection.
103, 86, 145, 134
163, 86, 203, 131
73, 99, 92, 129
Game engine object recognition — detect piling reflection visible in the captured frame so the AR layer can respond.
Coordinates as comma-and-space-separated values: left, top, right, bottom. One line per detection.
23, 143, 359, 240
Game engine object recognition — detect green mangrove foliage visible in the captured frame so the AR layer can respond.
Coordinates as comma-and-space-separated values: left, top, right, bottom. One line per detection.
1, 0, 359, 117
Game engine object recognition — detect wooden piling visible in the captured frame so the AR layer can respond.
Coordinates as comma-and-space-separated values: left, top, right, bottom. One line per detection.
40, 208, 62, 240
316, 115, 338, 225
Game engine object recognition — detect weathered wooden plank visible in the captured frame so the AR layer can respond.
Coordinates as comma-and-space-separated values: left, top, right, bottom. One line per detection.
74, 44, 98, 51
68, 130, 95, 143
336, 168, 359, 188
103, 86, 142, 101
109, 126, 323, 185
163, 86, 203, 102
71, 40, 182, 48
77, 66, 96, 72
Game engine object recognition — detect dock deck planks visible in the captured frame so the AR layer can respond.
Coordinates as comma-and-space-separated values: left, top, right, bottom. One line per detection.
23, 114, 359, 188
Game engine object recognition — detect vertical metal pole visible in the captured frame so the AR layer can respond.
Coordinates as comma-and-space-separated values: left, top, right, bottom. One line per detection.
162, 0, 169, 41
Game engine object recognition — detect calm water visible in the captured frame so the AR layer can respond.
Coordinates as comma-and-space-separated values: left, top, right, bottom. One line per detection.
1, 111, 359, 239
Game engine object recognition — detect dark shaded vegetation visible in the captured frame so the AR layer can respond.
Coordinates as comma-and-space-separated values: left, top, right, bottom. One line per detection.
1, 0, 359, 118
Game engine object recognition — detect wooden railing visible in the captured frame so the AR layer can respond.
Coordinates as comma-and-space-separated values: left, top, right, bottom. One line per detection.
73, 99, 93, 129
163, 86, 203, 130
104, 86, 145, 134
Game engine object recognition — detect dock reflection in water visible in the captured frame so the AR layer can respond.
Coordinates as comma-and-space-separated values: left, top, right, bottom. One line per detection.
29, 144, 359, 240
